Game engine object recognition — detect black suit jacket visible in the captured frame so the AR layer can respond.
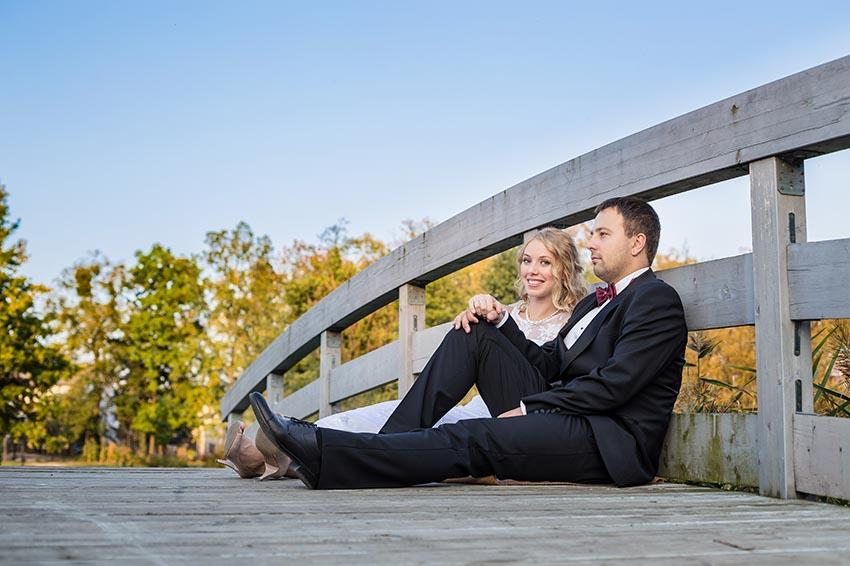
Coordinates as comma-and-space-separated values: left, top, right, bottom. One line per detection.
498, 269, 687, 486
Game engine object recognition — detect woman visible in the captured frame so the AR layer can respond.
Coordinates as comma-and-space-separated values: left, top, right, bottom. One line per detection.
219, 227, 586, 479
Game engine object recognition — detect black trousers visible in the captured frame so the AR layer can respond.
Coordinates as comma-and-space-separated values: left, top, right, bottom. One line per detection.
317, 323, 610, 489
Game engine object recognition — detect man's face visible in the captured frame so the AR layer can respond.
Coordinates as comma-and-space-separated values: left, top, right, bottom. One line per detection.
587, 207, 640, 283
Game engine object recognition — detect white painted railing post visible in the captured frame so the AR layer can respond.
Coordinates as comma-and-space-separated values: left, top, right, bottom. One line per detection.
266, 372, 284, 411
749, 156, 813, 499
320, 331, 342, 418
398, 284, 426, 398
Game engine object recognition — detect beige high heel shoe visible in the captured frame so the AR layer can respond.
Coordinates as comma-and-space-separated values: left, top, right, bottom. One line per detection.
255, 426, 294, 481
217, 420, 266, 479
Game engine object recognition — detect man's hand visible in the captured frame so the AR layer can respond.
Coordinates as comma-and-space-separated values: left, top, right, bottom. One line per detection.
452, 294, 504, 333
497, 407, 524, 418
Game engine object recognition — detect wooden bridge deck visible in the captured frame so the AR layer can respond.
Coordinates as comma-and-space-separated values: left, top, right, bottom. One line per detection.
2, 468, 850, 564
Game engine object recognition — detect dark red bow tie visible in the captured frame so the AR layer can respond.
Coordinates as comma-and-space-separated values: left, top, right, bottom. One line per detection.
595, 283, 617, 306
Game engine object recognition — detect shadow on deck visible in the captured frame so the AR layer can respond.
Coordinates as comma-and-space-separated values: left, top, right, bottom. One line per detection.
3, 467, 850, 564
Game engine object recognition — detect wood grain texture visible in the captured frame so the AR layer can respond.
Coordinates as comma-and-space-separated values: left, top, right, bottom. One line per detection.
399, 284, 426, 397
221, 56, 850, 419
659, 413, 758, 488
788, 238, 850, 320
657, 254, 755, 329
319, 331, 342, 418
794, 414, 850, 501
4, 467, 850, 563
329, 341, 399, 405
278, 379, 319, 420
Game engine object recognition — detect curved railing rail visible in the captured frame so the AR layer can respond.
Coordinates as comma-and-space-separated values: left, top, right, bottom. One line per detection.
222, 55, 850, 500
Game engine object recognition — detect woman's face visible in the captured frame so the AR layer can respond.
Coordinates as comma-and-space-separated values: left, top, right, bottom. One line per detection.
520, 239, 558, 301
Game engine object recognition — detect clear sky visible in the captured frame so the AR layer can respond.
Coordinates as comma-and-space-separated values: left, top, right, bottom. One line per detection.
2, 1, 850, 286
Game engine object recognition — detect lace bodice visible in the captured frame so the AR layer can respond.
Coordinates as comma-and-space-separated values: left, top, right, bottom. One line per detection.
508, 302, 571, 345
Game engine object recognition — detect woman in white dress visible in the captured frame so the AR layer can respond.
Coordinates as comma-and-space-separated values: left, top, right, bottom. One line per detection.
219, 227, 587, 479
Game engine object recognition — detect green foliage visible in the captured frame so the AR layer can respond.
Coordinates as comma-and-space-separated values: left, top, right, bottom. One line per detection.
481, 248, 518, 305
0, 183, 69, 444
278, 221, 391, 394
114, 244, 209, 447
204, 222, 287, 389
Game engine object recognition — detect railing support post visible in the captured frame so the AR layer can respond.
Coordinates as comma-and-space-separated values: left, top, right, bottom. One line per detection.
320, 331, 342, 418
399, 284, 426, 398
266, 372, 284, 411
749, 156, 812, 498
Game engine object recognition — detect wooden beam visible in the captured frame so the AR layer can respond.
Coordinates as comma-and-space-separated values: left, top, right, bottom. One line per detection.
794, 414, 850, 500
319, 331, 341, 419
398, 284, 426, 398
281, 380, 319, 421
266, 372, 284, 410
750, 156, 813, 498
221, 56, 850, 419
656, 254, 755, 330
788, 238, 850, 320
658, 413, 758, 488
329, 341, 400, 404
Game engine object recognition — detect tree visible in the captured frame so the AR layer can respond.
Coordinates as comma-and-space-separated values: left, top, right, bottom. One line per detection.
113, 244, 208, 448
0, 183, 68, 446
41, 255, 126, 452
481, 248, 518, 305
204, 222, 287, 390
278, 221, 392, 394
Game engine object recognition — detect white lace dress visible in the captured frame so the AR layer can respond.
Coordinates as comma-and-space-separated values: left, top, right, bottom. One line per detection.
315, 305, 571, 432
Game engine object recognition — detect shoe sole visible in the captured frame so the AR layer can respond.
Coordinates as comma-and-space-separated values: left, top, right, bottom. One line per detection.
252, 402, 317, 489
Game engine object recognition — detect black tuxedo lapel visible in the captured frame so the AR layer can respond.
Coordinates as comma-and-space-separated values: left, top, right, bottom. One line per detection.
559, 270, 656, 373
558, 294, 598, 338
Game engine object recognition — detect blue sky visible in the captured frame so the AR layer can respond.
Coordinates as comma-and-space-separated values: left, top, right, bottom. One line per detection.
2, 1, 850, 286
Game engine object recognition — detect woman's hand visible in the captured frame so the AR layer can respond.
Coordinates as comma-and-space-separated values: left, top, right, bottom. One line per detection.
468, 294, 503, 321
453, 294, 505, 332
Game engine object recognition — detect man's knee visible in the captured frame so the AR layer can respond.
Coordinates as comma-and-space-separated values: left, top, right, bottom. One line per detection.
447, 320, 500, 343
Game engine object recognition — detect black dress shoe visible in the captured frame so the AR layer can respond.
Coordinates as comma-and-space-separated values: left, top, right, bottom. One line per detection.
249, 392, 321, 489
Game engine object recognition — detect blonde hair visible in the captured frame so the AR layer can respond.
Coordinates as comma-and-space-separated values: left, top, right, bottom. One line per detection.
514, 227, 586, 313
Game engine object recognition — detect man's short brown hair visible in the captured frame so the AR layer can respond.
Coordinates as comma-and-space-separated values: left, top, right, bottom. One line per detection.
594, 197, 661, 264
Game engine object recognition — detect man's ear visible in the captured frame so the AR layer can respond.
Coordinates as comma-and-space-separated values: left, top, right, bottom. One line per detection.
631, 233, 647, 258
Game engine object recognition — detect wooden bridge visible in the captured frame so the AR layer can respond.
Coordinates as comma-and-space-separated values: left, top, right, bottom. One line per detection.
4, 57, 850, 563
222, 55, 850, 502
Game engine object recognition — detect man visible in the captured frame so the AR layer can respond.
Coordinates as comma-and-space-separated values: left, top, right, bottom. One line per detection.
251, 197, 687, 489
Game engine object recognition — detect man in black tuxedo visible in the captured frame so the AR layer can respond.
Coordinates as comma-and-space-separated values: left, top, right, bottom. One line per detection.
251, 197, 687, 489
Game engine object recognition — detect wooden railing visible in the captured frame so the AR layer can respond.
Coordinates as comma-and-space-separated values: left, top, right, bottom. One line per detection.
222, 55, 850, 500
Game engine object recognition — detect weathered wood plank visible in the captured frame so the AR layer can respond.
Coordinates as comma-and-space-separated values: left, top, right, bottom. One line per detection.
222, 56, 850, 418
657, 254, 755, 329
278, 379, 319, 420
4, 467, 850, 563
750, 157, 813, 499
319, 331, 342, 418
266, 372, 284, 408
794, 413, 850, 500
788, 238, 850, 320
329, 341, 399, 404
398, 284, 426, 397
412, 323, 452, 374
659, 413, 758, 487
